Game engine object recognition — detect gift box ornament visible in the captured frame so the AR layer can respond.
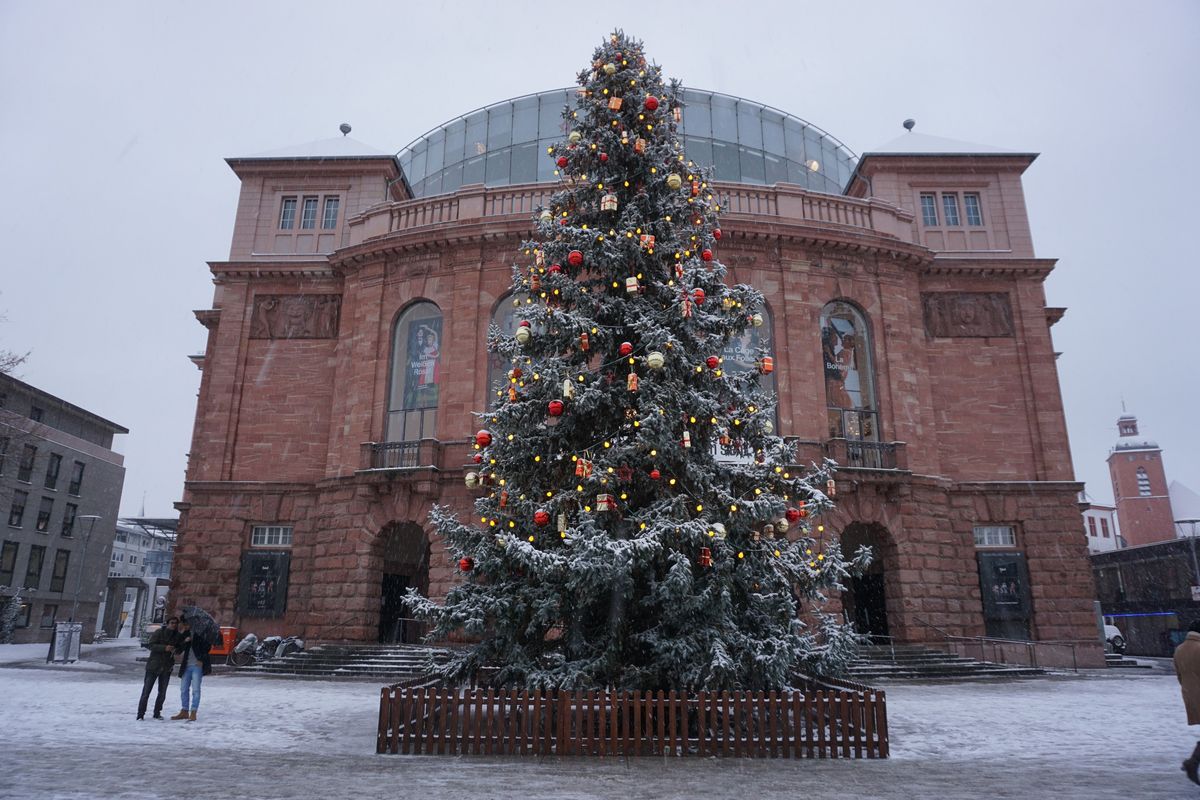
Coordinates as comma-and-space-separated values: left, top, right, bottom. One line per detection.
608, 96, 623, 111
634, 137, 647, 153
601, 193, 618, 212
639, 234, 656, 250
625, 276, 640, 294
596, 493, 617, 512
575, 459, 593, 478
757, 356, 774, 375
698, 547, 713, 568
627, 373, 639, 392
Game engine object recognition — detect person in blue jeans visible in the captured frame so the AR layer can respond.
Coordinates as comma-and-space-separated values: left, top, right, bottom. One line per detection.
170, 617, 212, 721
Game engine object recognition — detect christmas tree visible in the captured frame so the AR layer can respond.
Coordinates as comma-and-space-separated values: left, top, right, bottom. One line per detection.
407, 30, 867, 691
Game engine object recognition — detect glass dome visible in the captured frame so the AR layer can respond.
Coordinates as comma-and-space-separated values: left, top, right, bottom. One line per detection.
396, 88, 857, 198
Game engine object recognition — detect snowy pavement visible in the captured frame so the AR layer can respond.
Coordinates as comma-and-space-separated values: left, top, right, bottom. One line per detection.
0, 639, 1193, 799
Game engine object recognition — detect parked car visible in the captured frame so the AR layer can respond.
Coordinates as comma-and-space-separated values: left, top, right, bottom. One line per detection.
1104, 624, 1126, 655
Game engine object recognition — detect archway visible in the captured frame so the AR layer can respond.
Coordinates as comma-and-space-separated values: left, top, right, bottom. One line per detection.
375, 522, 430, 644
840, 522, 895, 642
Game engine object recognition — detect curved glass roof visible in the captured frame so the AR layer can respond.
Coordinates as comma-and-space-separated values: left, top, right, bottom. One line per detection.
396, 88, 857, 198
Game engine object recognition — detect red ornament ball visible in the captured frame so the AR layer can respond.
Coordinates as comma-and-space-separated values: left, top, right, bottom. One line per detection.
619, 341, 634, 356
693, 288, 706, 304
785, 508, 801, 523
475, 430, 493, 448
547, 400, 565, 417
472, 453, 483, 464
599, 152, 609, 163
701, 249, 713, 262
556, 155, 568, 168
534, 510, 551, 527
568, 250, 584, 266
458, 557, 474, 572
548, 263, 562, 274
518, 320, 531, 328
713, 228, 722, 240
706, 355, 719, 369
644, 95, 659, 111
649, 469, 661, 480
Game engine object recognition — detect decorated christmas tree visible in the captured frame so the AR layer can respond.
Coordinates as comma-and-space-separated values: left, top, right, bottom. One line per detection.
407, 30, 867, 691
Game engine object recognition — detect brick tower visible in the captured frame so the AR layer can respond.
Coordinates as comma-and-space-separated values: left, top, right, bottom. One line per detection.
1107, 413, 1176, 546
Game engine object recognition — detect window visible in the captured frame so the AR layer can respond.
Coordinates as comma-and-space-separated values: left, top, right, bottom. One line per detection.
30, 405, 43, 422
1137, 468, 1152, 496
0, 541, 17, 585
35, 497, 53, 532
49, 550, 69, 593
68, 461, 85, 496
279, 197, 297, 229
251, 525, 293, 547
919, 193, 938, 226
1100, 518, 1111, 538
23, 544, 45, 589
386, 301, 443, 442
9, 490, 28, 527
820, 301, 878, 440
1087, 516, 1097, 537
39, 604, 57, 628
973, 525, 1016, 548
17, 444, 36, 482
964, 193, 984, 226
0, 436, 8, 475
44, 453, 61, 490
61, 503, 76, 537
14, 602, 30, 628
941, 194, 961, 226
300, 196, 319, 229
115, 530, 127, 543
129, 554, 137, 565
321, 197, 340, 229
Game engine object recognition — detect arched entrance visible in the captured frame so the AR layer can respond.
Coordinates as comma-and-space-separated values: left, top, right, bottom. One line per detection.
375, 522, 430, 644
840, 522, 895, 642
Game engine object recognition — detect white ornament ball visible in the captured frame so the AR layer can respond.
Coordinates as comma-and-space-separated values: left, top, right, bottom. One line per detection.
646, 351, 665, 369
515, 326, 531, 345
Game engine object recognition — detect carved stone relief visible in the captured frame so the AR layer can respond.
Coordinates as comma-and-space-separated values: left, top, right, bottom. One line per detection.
922, 292, 1014, 338
249, 295, 341, 339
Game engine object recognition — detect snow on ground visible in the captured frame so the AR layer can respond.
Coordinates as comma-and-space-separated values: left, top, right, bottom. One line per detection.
0, 639, 1194, 800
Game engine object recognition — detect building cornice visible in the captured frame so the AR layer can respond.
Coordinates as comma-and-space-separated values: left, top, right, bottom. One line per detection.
208, 260, 339, 281
922, 257, 1058, 280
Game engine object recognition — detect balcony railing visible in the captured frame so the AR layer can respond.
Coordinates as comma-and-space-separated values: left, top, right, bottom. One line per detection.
361, 439, 444, 471
347, 181, 916, 248
784, 436, 907, 474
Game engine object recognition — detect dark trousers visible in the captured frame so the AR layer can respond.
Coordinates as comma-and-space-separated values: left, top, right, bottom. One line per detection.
137, 669, 171, 718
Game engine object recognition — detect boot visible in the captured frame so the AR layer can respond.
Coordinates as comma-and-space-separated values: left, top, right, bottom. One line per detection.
188, 710, 197, 721
1184, 742, 1200, 785
170, 709, 189, 720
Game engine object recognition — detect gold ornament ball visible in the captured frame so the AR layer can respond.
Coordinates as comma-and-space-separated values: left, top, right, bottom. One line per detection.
666, 173, 682, 191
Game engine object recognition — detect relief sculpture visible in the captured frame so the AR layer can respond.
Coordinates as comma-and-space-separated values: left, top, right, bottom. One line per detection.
250, 294, 341, 339
922, 292, 1014, 338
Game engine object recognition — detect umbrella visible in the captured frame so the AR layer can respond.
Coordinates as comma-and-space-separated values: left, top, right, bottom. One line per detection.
179, 605, 221, 646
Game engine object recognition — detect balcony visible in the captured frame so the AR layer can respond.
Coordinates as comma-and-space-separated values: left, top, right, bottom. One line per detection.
360, 439, 446, 471
784, 436, 908, 479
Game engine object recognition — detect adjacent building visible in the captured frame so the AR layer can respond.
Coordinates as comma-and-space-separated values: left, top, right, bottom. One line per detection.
1107, 413, 1176, 547
99, 517, 177, 638
1080, 493, 1122, 553
172, 88, 1104, 667
0, 374, 127, 643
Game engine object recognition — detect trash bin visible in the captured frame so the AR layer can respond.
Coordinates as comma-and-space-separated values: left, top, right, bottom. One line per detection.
211, 626, 238, 657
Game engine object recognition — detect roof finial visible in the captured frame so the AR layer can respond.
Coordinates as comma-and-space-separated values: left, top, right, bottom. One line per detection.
903, 118, 916, 132
339, 123, 352, 137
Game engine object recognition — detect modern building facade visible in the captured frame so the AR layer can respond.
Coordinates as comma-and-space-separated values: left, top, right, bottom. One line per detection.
1107, 413, 1176, 547
1093, 537, 1200, 656
173, 88, 1103, 666
0, 374, 127, 643
99, 517, 176, 638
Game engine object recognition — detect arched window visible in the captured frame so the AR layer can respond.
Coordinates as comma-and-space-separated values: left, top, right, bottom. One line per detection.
486, 293, 533, 407
820, 301, 878, 440
721, 303, 776, 397
1136, 467, 1152, 497
386, 301, 443, 441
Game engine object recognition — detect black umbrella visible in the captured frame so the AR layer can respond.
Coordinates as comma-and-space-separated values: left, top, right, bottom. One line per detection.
179, 605, 221, 646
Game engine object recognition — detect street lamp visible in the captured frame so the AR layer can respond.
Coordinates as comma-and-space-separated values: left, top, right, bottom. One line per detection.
70, 515, 101, 623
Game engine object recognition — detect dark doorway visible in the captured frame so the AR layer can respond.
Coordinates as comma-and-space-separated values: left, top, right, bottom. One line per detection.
374, 522, 430, 644
977, 551, 1032, 640
379, 574, 409, 643
840, 522, 894, 643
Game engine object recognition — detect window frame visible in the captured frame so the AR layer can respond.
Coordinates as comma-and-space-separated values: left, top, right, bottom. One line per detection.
250, 524, 294, 548
23, 543, 46, 589
39, 604, 58, 628
35, 496, 53, 533
321, 196, 340, 229
17, 444, 36, 483
9, 489, 28, 528
61, 503, 77, 537
973, 524, 1017, 549
279, 196, 297, 230
44, 453, 62, 490
963, 192, 984, 226
919, 193, 939, 226
941, 193, 961, 226
386, 301, 444, 442
1136, 467, 1152, 497
68, 461, 85, 496
299, 196, 319, 229
0, 541, 17, 585
49, 549, 69, 593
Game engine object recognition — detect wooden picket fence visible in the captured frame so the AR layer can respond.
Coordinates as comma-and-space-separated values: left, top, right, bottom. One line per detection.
377, 684, 887, 759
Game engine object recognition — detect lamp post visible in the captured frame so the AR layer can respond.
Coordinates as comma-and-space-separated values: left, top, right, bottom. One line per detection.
70, 515, 101, 623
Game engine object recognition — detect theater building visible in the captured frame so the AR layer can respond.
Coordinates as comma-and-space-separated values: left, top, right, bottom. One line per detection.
173, 88, 1103, 665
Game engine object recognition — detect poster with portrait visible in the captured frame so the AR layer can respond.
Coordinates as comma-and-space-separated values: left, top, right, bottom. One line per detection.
403, 316, 442, 410
821, 313, 865, 410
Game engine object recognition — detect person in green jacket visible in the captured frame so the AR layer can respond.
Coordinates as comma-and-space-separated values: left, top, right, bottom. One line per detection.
136, 616, 179, 720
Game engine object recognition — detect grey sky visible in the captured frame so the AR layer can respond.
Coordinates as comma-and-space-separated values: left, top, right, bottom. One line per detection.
1, 1, 1196, 516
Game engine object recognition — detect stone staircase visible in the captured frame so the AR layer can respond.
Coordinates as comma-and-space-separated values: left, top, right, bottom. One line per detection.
233, 643, 448, 681
848, 644, 1046, 681
1105, 652, 1152, 669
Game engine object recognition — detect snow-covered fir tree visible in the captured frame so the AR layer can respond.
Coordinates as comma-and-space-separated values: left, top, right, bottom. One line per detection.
408, 31, 867, 691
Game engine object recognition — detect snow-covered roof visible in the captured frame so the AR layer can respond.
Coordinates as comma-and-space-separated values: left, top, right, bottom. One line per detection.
1113, 438, 1160, 451
862, 131, 1032, 157
233, 136, 394, 161
1172, 481, 1200, 522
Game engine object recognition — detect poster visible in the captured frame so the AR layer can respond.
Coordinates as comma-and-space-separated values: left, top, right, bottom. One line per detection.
403, 316, 442, 410
821, 314, 865, 410
238, 552, 291, 618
